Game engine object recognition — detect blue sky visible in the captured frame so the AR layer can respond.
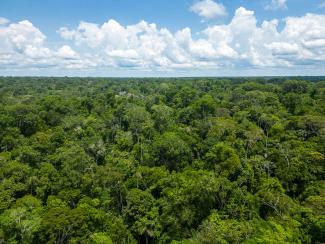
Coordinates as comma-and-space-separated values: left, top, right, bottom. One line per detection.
0, 0, 325, 76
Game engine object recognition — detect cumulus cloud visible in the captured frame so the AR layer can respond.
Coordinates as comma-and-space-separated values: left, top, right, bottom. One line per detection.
1, 7, 325, 74
57, 45, 78, 59
56, 9, 325, 70
190, 0, 227, 19
0, 17, 9, 25
265, 0, 287, 10
0, 19, 51, 69
0, 20, 86, 70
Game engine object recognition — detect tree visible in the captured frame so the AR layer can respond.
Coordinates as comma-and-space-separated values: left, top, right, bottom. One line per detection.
189, 211, 253, 244
281, 93, 303, 114
124, 189, 161, 242
282, 80, 308, 94
152, 132, 192, 171
124, 105, 153, 141
205, 143, 241, 177
89, 232, 113, 244
158, 170, 231, 241
256, 178, 298, 218
8, 104, 43, 136
0, 160, 32, 211
191, 95, 217, 120
151, 104, 174, 132
0, 195, 43, 243
41, 206, 89, 243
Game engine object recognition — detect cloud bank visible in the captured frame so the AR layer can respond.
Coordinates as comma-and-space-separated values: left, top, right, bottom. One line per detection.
0, 6, 325, 75
190, 0, 227, 19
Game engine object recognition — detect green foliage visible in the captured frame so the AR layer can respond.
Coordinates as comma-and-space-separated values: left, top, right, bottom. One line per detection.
0, 77, 324, 243
152, 132, 192, 171
89, 232, 113, 244
0, 195, 43, 243
41, 206, 89, 243
205, 142, 241, 176
124, 189, 161, 240
189, 212, 254, 243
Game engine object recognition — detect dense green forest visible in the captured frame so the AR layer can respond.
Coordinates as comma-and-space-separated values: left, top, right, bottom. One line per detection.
0, 77, 324, 244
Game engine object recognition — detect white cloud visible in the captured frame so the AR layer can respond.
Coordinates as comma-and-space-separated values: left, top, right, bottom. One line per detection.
1, 7, 325, 74
0, 20, 46, 51
0, 20, 86, 70
0, 20, 51, 65
265, 0, 287, 10
57, 45, 78, 59
265, 42, 299, 55
56, 10, 325, 69
0, 17, 9, 25
190, 0, 227, 19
